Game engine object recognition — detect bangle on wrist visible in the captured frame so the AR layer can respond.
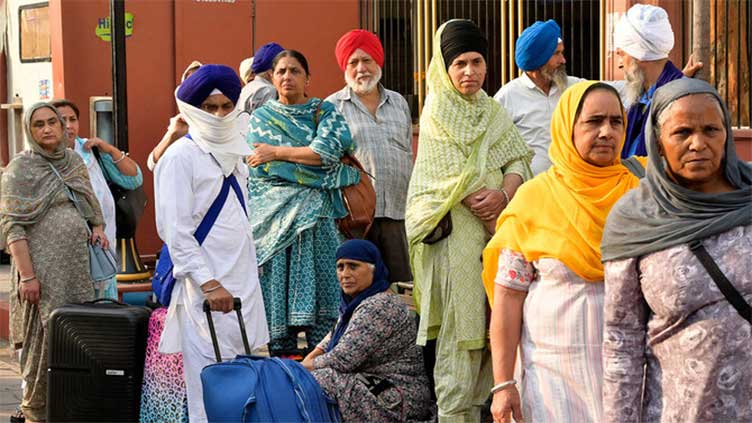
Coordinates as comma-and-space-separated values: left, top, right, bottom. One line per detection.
500, 188, 510, 205
203, 284, 221, 294
19, 275, 36, 284
112, 151, 127, 164
490, 379, 517, 395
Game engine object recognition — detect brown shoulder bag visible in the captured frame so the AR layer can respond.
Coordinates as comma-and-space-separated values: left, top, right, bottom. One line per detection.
313, 101, 376, 239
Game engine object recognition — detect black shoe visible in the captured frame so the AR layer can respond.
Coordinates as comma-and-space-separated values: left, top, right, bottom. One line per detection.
9, 407, 24, 423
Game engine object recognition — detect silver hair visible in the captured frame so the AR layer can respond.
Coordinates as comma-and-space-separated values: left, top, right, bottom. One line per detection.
654, 93, 725, 140
540, 64, 568, 93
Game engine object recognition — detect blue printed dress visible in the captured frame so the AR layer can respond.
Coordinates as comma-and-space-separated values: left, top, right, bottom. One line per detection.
247, 98, 360, 353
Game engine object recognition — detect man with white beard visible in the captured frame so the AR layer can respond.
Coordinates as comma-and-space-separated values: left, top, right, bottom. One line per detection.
615, 4, 684, 158
326, 29, 414, 285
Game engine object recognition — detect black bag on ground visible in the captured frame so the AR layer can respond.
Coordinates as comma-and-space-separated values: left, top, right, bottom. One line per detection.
47, 299, 151, 422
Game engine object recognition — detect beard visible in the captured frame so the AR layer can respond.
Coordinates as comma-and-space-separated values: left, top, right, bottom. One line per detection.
541, 64, 569, 93
624, 62, 646, 107
345, 66, 382, 95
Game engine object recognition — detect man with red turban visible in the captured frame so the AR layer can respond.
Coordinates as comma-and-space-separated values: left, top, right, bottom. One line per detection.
326, 30, 415, 288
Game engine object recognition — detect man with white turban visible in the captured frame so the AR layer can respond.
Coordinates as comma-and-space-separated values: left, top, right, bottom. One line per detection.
154, 64, 269, 423
615, 3, 684, 158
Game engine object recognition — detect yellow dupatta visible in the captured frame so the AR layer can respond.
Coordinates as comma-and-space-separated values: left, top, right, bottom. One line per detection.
482, 81, 644, 304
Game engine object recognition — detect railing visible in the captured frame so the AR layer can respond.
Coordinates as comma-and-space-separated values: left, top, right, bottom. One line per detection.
691, 0, 751, 127
362, 0, 749, 127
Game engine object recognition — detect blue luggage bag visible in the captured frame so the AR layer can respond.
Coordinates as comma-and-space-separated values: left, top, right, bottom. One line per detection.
200, 298, 340, 422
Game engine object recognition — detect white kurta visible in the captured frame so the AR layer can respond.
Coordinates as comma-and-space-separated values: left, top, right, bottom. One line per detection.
73, 140, 118, 298
73, 140, 116, 253
153, 137, 268, 421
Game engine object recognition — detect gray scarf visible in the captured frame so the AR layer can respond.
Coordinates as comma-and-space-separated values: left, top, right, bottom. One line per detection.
602, 78, 752, 262
0, 103, 103, 249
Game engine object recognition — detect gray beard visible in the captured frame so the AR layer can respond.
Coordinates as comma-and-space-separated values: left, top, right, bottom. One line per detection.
541, 66, 569, 93
624, 65, 646, 107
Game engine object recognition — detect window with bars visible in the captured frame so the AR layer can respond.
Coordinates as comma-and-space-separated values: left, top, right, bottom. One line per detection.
360, 0, 601, 119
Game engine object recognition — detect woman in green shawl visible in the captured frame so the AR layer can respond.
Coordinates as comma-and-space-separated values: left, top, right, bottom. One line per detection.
0, 103, 105, 422
405, 20, 532, 421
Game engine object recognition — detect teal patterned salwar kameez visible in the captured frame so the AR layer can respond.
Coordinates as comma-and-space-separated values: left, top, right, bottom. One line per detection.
247, 98, 359, 353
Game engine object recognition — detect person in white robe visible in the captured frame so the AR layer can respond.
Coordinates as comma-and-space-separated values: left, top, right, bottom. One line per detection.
153, 64, 269, 423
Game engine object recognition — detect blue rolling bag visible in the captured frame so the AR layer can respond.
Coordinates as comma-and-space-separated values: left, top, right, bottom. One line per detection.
200, 298, 340, 422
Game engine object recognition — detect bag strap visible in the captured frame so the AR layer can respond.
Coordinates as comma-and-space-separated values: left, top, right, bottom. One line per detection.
194, 174, 246, 245
47, 163, 93, 235
689, 240, 751, 324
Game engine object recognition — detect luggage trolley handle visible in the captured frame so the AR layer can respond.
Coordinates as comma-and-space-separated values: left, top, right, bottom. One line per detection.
203, 298, 252, 363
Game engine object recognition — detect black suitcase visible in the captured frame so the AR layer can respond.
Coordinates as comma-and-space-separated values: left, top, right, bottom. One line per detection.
47, 299, 151, 422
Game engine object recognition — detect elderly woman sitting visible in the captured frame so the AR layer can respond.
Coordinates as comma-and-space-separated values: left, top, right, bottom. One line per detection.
601, 78, 751, 422
303, 240, 431, 422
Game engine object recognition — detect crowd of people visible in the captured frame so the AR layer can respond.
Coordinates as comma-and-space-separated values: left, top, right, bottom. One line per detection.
0, 3, 749, 423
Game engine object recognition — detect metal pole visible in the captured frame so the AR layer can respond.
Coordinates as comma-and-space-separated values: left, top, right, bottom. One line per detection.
110, 0, 128, 152
691, 0, 710, 82
251, 0, 256, 52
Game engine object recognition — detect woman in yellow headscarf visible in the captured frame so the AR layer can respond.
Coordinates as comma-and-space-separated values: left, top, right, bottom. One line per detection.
484, 81, 645, 423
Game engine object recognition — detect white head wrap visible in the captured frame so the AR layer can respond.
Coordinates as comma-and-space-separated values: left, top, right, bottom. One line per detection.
239, 57, 254, 83
174, 87, 252, 176
614, 4, 674, 61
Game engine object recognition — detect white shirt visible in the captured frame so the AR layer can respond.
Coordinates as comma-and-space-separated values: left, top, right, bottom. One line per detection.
494, 74, 626, 175
494, 74, 583, 175
154, 137, 268, 358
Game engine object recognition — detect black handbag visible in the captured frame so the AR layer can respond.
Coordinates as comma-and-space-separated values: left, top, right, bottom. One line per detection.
423, 212, 452, 244
689, 240, 751, 324
93, 148, 147, 238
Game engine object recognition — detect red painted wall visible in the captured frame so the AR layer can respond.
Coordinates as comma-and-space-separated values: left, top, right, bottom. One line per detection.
174, 1, 253, 86
50, 0, 359, 256
254, 0, 360, 98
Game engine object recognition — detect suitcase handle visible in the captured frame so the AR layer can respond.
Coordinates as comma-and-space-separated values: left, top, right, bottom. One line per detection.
203, 298, 251, 363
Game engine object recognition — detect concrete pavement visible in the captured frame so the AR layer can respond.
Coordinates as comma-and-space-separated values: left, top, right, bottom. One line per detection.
0, 265, 22, 420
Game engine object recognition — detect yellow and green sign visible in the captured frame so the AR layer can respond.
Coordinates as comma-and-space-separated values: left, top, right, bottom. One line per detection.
95, 12, 134, 42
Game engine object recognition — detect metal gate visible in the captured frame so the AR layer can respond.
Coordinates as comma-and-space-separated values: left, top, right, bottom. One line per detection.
360, 0, 604, 118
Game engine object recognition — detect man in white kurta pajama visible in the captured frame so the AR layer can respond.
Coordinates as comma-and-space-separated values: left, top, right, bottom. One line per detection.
153, 64, 268, 423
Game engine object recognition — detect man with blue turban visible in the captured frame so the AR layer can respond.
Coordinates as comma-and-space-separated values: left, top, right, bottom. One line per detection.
237, 41, 284, 114
493, 20, 583, 175
153, 64, 269, 423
